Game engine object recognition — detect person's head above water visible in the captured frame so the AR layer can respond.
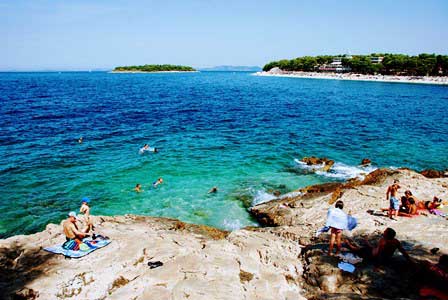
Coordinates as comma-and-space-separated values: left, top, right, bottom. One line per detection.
335, 200, 344, 209
81, 197, 90, 204
383, 227, 396, 240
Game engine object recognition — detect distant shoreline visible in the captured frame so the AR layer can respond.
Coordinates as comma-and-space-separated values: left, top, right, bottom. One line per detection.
254, 71, 448, 86
110, 70, 199, 74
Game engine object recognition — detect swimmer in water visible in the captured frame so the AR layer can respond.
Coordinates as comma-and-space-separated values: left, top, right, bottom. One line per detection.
139, 144, 149, 154
153, 178, 163, 188
139, 144, 157, 154
134, 183, 142, 192
208, 186, 218, 193
78, 137, 83, 144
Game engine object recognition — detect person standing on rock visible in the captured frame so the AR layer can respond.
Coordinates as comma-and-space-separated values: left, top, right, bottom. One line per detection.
79, 197, 93, 233
326, 200, 348, 256
387, 179, 401, 220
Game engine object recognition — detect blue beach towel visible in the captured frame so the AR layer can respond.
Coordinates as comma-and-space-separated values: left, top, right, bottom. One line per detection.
44, 238, 111, 258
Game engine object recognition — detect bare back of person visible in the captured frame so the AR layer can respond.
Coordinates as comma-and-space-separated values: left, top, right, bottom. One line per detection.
375, 237, 400, 259
63, 220, 79, 240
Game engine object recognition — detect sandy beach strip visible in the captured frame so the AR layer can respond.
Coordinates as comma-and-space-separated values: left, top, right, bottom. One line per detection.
254, 71, 448, 86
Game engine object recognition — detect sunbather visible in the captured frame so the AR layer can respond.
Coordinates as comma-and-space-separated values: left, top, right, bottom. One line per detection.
63, 211, 90, 242
345, 227, 411, 266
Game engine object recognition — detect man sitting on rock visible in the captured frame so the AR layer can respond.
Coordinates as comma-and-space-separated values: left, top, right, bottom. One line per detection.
63, 211, 90, 242
344, 227, 411, 267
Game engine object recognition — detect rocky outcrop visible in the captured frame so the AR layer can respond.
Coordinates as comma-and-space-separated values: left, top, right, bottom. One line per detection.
251, 168, 448, 231
360, 158, 371, 165
267, 67, 284, 74
251, 168, 448, 299
301, 156, 335, 172
0, 215, 305, 300
421, 169, 448, 178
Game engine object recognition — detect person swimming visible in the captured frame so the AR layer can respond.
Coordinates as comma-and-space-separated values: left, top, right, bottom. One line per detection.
134, 183, 142, 192
208, 186, 218, 193
153, 178, 163, 188
139, 144, 157, 154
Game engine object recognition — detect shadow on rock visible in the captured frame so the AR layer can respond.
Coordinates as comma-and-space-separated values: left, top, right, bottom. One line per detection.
0, 242, 53, 299
300, 231, 447, 300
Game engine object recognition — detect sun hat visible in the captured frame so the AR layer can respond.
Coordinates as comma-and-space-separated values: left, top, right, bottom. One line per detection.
81, 197, 91, 203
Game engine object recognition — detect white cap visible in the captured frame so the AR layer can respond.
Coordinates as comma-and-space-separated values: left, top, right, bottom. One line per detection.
68, 211, 80, 220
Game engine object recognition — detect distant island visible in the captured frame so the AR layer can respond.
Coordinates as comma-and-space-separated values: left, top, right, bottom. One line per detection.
112, 64, 196, 73
199, 65, 262, 72
262, 53, 448, 76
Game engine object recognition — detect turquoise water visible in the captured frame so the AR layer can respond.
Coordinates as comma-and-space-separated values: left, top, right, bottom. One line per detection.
1, 71, 447, 237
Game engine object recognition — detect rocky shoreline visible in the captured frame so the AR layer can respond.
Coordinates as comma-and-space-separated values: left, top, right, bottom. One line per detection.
1, 168, 447, 299
254, 70, 448, 85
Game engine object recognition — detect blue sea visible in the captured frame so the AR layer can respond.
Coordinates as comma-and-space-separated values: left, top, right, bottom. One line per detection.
1, 71, 447, 237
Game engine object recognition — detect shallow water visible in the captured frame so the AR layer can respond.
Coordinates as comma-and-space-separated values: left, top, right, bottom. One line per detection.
0, 71, 447, 237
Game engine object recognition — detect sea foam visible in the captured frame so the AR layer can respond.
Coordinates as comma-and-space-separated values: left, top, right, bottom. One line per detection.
294, 159, 377, 181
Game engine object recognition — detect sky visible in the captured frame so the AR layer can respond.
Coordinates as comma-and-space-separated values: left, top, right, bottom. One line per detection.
1, 0, 448, 70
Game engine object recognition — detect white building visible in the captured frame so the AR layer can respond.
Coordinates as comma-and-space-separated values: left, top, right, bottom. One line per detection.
371, 57, 384, 64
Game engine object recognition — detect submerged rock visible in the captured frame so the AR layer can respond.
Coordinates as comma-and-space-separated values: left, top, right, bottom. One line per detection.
361, 158, 371, 165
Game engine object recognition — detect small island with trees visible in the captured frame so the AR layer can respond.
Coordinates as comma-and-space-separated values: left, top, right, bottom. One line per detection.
112, 64, 196, 73
258, 53, 448, 85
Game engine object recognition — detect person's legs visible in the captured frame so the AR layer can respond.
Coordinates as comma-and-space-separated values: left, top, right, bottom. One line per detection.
335, 231, 342, 255
328, 232, 336, 255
